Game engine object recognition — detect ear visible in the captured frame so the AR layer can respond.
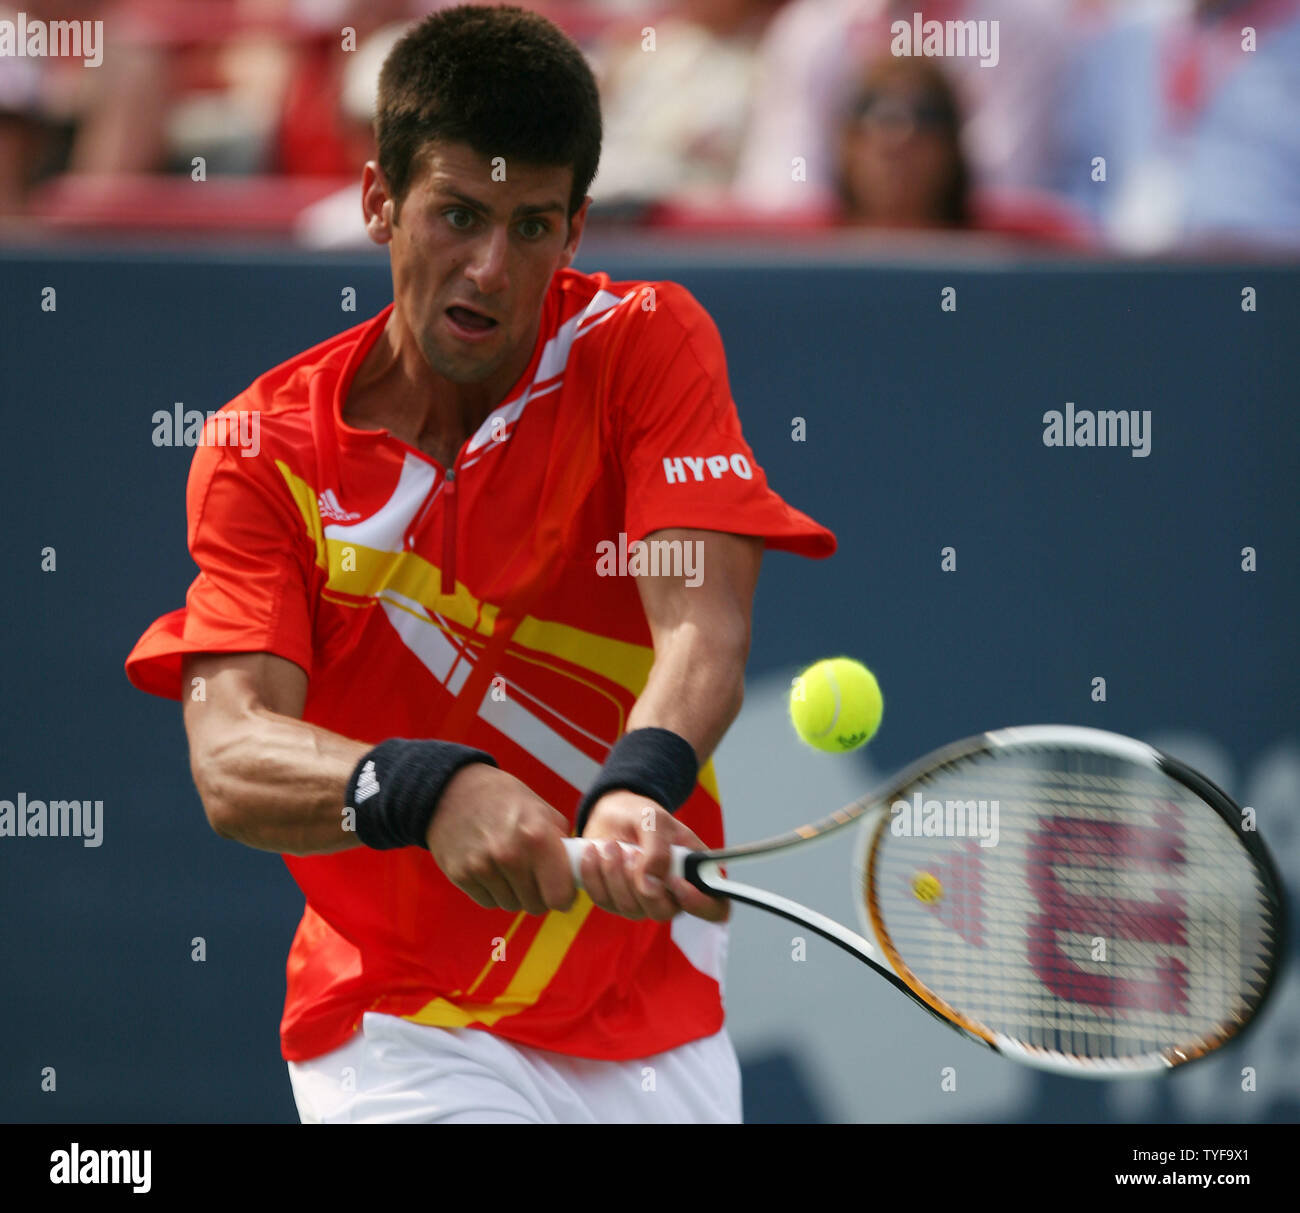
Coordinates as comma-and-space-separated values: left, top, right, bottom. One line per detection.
557, 197, 591, 269
362, 162, 396, 246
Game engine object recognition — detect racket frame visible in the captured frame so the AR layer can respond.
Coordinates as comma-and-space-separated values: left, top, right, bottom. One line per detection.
676, 725, 1288, 1078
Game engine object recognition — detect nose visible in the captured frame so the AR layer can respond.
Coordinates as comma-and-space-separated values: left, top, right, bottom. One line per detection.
877, 113, 918, 149
464, 224, 510, 296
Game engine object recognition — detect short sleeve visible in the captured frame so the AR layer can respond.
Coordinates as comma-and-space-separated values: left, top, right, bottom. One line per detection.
125, 431, 317, 700
610, 281, 836, 558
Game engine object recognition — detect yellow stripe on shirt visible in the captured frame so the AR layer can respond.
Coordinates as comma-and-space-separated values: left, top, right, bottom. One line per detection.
402, 893, 597, 1029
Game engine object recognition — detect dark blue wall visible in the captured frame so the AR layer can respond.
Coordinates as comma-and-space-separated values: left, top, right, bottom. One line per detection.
1, 247, 1295, 1122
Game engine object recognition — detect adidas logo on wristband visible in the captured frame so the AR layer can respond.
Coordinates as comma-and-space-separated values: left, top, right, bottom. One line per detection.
348, 739, 498, 850
354, 760, 381, 804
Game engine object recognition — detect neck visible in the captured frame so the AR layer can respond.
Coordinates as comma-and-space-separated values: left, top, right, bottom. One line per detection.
345, 307, 540, 463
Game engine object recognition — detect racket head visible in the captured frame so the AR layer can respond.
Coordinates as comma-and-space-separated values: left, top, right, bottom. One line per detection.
852, 725, 1286, 1078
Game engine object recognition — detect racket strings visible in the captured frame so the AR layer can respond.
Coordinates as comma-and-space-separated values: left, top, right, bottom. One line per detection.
864, 749, 1277, 1066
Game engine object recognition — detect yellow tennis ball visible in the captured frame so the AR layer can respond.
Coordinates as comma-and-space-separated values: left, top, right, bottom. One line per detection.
912, 872, 943, 903
788, 657, 883, 753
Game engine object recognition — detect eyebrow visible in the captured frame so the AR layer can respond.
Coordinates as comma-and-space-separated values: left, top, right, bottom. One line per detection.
436, 186, 566, 219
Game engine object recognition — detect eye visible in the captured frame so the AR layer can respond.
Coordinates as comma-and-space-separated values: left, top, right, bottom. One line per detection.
444, 208, 476, 230
518, 217, 549, 240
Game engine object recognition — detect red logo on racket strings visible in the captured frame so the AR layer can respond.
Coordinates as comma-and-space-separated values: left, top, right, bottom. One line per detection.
909, 841, 987, 947
1026, 809, 1189, 1014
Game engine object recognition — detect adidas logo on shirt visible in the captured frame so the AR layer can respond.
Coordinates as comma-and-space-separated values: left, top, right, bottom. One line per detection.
354, 760, 380, 803
319, 489, 361, 522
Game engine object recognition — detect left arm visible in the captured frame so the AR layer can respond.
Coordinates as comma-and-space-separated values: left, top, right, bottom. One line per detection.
579, 527, 764, 921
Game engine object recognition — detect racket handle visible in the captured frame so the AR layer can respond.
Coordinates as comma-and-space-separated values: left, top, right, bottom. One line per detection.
562, 837, 691, 887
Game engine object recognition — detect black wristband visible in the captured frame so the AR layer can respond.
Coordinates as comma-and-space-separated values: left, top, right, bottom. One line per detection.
346, 738, 498, 850
575, 727, 699, 837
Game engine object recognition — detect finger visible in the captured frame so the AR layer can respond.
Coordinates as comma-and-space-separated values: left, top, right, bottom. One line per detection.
653, 820, 721, 918
498, 861, 548, 916
626, 851, 680, 922
596, 840, 645, 919
542, 804, 574, 837
490, 828, 549, 916
637, 883, 681, 922
661, 815, 710, 855
473, 866, 522, 913
632, 810, 673, 889
579, 842, 613, 909
455, 872, 521, 912
668, 875, 730, 923
534, 833, 577, 911
609, 811, 676, 920
456, 878, 503, 911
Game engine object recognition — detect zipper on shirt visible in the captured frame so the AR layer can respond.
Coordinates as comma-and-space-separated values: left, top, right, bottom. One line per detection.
400, 449, 462, 590
439, 466, 457, 596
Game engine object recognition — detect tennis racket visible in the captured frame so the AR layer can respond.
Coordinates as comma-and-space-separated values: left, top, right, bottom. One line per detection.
562, 725, 1286, 1078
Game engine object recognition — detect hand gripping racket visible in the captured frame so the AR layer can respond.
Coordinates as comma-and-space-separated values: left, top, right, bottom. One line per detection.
562, 725, 1286, 1078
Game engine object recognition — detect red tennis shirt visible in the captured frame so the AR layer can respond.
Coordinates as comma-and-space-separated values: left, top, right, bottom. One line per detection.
126, 268, 836, 1062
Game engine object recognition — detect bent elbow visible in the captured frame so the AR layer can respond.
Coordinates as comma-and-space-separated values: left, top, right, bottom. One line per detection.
190, 753, 244, 842
203, 800, 240, 841
197, 784, 239, 841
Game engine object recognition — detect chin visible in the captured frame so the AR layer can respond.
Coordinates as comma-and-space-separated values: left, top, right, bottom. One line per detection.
424, 343, 500, 385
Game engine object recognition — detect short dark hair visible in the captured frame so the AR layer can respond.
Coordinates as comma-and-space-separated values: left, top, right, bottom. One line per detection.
376, 5, 602, 220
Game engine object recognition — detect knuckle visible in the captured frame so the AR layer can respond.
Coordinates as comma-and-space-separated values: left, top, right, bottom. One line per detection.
491, 841, 523, 870
516, 822, 551, 852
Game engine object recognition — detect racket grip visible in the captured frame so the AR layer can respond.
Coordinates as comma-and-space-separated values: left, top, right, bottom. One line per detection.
562, 838, 691, 888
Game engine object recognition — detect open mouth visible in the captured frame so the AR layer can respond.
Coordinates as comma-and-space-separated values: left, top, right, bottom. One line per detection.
446, 305, 499, 333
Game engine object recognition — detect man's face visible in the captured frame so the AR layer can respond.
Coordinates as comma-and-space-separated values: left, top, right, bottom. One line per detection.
367, 140, 588, 388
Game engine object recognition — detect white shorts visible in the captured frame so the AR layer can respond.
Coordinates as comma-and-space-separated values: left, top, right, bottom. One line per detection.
287, 1011, 743, 1124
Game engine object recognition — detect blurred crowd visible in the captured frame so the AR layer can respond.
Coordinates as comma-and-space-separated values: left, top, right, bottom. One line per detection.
2, 0, 1298, 252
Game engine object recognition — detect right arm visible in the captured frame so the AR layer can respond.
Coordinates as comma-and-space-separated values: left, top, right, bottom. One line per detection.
181, 650, 368, 856
181, 650, 577, 913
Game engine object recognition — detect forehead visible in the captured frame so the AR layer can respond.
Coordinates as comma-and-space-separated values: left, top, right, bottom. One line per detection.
410, 139, 574, 205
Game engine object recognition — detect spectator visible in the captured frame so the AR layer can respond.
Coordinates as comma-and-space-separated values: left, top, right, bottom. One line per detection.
587, 0, 784, 210
293, 18, 414, 247
0, 0, 109, 213
1054, 0, 1300, 251
68, 0, 284, 177
273, 0, 418, 177
1181, 0, 1300, 249
733, 0, 1074, 213
835, 56, 969, 230
645, 50, 1090, 245
0, 9, 48, 214
66, 0, 419, 180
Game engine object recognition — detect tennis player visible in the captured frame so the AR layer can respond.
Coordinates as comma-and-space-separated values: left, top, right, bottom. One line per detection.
126, 4, 835, 1124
